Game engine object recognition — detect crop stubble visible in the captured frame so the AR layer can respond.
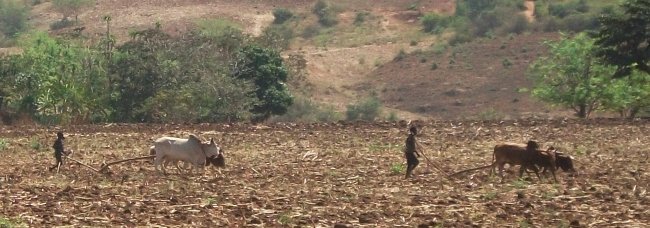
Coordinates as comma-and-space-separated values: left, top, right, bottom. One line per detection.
0, 119, 648, 227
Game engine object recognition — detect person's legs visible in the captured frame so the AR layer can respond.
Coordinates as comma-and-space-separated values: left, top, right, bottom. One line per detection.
405, 153, 418, 178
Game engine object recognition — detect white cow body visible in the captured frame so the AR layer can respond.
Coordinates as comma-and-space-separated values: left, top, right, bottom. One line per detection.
150, 135, 220, 174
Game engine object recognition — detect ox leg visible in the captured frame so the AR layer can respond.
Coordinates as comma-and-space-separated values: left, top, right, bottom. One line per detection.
154, 155, 165, 174
498, 163, 506, 183
550, 169, 558, 183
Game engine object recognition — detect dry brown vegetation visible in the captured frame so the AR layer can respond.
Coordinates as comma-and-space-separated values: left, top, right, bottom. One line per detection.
0, 119, 648, 226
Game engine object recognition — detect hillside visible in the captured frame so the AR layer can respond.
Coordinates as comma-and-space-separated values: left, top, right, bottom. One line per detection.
15, 0, 617, 121
366, 33, 570, 120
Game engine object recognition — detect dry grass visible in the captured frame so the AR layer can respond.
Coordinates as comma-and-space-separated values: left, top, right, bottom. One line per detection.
0, 119, 648, 226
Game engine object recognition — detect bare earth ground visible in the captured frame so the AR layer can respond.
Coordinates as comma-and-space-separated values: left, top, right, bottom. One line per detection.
0, 120, 648, 227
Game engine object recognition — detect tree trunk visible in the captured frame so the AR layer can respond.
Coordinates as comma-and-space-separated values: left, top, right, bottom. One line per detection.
577, 104, 587, 118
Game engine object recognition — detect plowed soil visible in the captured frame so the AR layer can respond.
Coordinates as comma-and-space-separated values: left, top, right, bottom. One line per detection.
1, 119, 648, 227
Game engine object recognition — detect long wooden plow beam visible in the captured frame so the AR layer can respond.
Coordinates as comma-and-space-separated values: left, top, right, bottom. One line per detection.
416, 141, 454, 180
67, 157, 100, 173
99, 155, 156, 172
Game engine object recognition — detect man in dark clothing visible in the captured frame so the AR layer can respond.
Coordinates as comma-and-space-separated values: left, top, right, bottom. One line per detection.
50, 132, 66, 172
404, 126, 420, 178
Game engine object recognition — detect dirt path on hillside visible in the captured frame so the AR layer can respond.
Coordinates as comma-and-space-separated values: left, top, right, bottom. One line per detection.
523, 0, 535, 22
30, 1, 276, 42
286, 40, 435, 120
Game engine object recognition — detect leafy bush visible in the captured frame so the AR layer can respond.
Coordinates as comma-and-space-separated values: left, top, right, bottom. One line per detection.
346, 96, 382, 121
312, 0, 338, 27
548, 0, 590, 18
559, 13, 599, 32
272, 8, 293, 24
353, 11, 369, 26
49, 18, 75, 30
501, 15, 528, 35
0, 0, 29, 37
448, 29, 473, 46
272, 97, 341, 122
258, 24, 294, 50
196, 18, 247, 56
421, 13, 449, 33
548, 3, 571, 18
301, 24, 321, 38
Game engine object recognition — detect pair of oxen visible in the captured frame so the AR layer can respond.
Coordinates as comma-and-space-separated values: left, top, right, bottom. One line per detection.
149, 135, 224, 174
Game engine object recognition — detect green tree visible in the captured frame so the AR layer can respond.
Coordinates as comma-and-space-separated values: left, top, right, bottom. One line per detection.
601, 70, 650, 118
1, 32, 110, 123
528, 33, 616, 118
595, 0, 650, 77
232, 45, 293, 122
112, 27, 257, 123
52, 0, 95, 22
0, 0, 29, 38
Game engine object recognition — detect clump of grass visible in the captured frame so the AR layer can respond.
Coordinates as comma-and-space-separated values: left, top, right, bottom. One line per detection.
390, 163, 405, 175
0, 216, 25, 227
278, 212, 293, 225
483, 191, 498, 200
512, 179, 530, 189
30, 137, 41, 151
393, 49, 407, 61
0, 138, 7, 151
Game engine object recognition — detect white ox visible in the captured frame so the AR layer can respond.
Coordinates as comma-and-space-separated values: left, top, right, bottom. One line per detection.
149, 135, 220, 174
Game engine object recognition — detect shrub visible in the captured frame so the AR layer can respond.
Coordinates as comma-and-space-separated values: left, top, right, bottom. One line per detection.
449, 30, 473, 46
346, 96, 382, 121
393, 49, 407, 61
559, 13, 599, 32
49, 18, 75, 30
421, 13, 448, 33
258, 24, 294, 50
353, 11, 369, 26
301, 24, 321, 38
548, 3, 571, 18
312, 0, 338, 27
272, 8, 293, 24
502, 58, 512, 68
271, 97, 341, 122
501, 15, 528, 35
430, 62, 438, 70
0, 0, 29, 37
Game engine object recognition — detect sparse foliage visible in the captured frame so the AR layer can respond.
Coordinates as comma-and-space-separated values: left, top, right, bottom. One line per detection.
346, 96, 382, 121
421, 13, 449, 33
528, 33, 616, 118
595, 0, 650, 77
312, 0, 338, 27
0, 0, 29, 38
51, 0, 95, 22
272, 8, 293, 24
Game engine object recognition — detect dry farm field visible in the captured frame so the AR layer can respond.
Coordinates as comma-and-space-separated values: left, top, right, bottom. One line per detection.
0, 119, 648, 227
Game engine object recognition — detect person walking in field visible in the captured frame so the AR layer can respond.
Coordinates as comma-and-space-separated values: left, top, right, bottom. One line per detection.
404, 126, 420, 178
50, 132, 67, 172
